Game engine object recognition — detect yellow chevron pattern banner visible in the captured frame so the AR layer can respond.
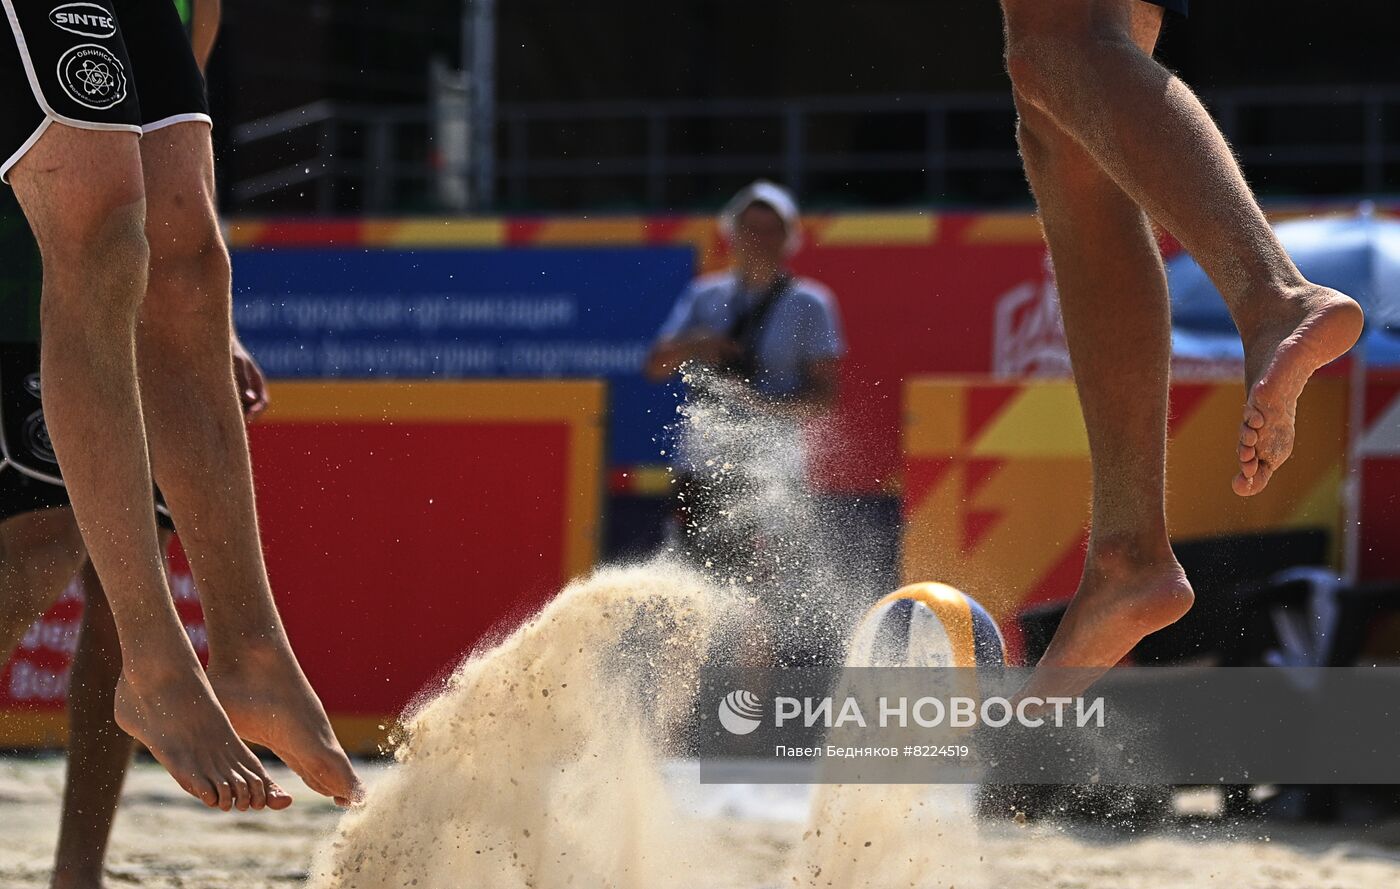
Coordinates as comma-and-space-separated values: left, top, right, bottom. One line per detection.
901, 377, 1348, 630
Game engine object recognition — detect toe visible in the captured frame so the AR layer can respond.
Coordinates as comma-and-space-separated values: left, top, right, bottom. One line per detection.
247, 758, 294, 810
329, 754, 365, 806
230, 771, 252, 811
1233, 461, 1274, 497
266, 778, 294, 810
1253, 462, 1276, 492
239, 765, 268, 811
1240, 424, 1259, 448
1244, 405, 1266, 429
1232, 471, 1255, 497
309, 748, 363, 805
214, 776, 234, 812
187, 774, 220, 809
1238, 442, 1256, 463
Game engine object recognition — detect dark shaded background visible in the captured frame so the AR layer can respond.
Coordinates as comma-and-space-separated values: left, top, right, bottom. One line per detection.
214, 1, 1399, 106
209, 1, 1400, 213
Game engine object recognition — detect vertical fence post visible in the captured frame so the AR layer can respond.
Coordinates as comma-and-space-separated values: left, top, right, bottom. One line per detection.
365, 118, 393, 213
466, 0, 497, 211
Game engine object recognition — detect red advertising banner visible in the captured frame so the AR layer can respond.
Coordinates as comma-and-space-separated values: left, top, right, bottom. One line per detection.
0, 381, 603, 752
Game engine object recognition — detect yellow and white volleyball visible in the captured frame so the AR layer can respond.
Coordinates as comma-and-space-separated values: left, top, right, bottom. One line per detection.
848, 582, 1007, 669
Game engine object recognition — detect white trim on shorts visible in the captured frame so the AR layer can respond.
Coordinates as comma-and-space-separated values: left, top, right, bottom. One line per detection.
1, 0, 143, 181
0, 115, 52, 183
142, 112, 213, 134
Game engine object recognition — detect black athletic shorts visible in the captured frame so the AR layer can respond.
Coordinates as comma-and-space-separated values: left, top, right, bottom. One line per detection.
0, 0, 209, 183
0, 342, 173, 528
1143, 0, 1189, 14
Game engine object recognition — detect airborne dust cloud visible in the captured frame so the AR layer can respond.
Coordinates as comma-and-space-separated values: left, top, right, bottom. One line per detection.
308, 371, 984, 888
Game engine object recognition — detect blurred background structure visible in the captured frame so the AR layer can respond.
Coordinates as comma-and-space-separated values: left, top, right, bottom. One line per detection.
215, 1, 1400, 214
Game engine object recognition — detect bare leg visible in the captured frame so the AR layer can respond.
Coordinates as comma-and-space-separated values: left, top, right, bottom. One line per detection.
0, 509, 115, 888
1006, 7, 1193, 691
51, 556, 135, 889
1001, 0, 1363, 495
135, 122, 361, 805
54, 529, 243, 887
9, 123, 285, 813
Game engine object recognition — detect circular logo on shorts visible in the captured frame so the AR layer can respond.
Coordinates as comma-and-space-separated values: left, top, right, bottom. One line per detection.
24, 410, 58, 465
56, 44, 127, 110
49, 3, 118, 39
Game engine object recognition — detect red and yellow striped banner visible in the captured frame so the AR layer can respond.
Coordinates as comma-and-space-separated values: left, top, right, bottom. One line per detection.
901, 377, 1349, 628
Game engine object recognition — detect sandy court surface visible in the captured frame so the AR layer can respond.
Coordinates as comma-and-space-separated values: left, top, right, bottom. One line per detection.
985, 823, 1400, 889
4, 755, 1400, 888
0, 755, 350, 888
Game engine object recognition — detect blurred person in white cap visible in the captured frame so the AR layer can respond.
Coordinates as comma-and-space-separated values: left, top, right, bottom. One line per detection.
646, 181, 846, 597
645, 180, 844, 412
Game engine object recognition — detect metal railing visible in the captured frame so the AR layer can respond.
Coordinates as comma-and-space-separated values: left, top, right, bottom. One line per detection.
227, 86, 1400, 215
230, 101, 440, 214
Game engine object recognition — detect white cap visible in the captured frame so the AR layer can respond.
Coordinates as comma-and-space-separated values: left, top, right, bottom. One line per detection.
719, 179, 803, 255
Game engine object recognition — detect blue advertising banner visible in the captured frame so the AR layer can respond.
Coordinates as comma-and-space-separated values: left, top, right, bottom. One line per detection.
231, 246, 695, 466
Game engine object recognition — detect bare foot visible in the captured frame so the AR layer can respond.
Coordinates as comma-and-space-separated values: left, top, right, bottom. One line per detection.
114, 664, 292, 813
1235, 286, 1364, 497
208, 645, 364, 807
1018, 545, 1193, 701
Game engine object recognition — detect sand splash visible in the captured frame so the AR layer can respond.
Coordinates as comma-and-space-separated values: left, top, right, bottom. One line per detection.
307, 562, 753, 889
310, 368, 987, 888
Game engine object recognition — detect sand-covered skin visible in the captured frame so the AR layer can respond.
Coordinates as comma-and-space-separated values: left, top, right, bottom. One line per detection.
3, 756, 1400, 887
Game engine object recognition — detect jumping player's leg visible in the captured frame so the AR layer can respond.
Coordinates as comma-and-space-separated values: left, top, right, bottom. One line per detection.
136, 121, 361, 805
1000, 0, 1362, 495
50, 529, 187, 889
0, 510, 135, 888
51, 558, 133, 889
1007, 5, 1192, 688
8, 125, 283, 814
